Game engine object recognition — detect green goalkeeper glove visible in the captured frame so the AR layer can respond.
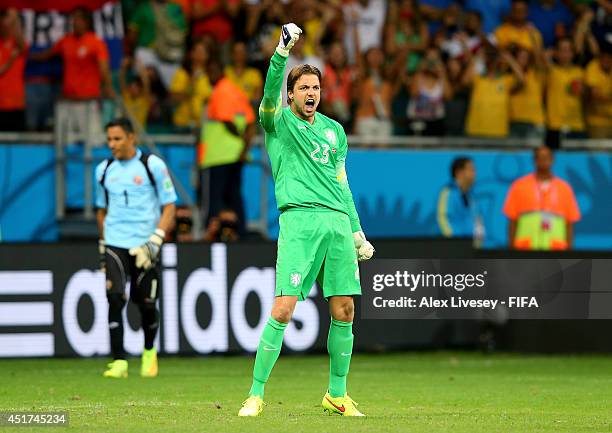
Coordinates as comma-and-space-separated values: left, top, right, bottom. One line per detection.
129, 229, 165, 270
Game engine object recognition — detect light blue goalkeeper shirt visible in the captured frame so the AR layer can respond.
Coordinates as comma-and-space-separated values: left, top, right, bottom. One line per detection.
95, 149, 177, 249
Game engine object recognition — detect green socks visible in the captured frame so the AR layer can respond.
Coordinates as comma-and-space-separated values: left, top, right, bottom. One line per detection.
248, 317, 353, 399
327, 318, 354, 398
249, 317, 288, 398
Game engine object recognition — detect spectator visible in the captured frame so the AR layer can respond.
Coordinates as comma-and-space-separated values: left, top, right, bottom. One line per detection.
127, 0, 187, 88
437, 156, 484, 245
440, 15, 487, 136
574, 8, 600, 66
342, 0, 387, 64
385, 0, 429, 75
119, 57, 152, 129
440, 11, 488, 68
545, 37, 586, 149
207, 208, 241, 242
444, 55, 471, 136
430, 2, 463, 49
509, 46, 545, 140
224, 40, 263, 106
586, 0, 612, 49
144, 66, 172, 129
407, 46, 452, 136
0, 9, 27, 132
31, 8, 112, 100
353, 47, 394, 138
190, 0, 241, 50
503, 145, 580, 250
463, 0, 511, 34
438, 10, 482, 58
494, 0, 544, 52
321, 41, 357, 130
30, 8, 112, 141
584, 46, 612, 138
169, 39, 212, 130
463, 10, 489, 55
197, 60, 256, 238
528, 0, 574, 49
464, 46, 524, 137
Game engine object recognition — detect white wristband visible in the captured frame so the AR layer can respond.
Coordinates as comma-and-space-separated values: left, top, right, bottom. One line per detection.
150, 228, 165, 245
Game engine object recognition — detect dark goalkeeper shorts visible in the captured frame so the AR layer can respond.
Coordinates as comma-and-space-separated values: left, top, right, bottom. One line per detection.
105, 245, 160, 304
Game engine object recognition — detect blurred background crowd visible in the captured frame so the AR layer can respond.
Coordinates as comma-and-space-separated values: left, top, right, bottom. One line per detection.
1, 0, 611, 147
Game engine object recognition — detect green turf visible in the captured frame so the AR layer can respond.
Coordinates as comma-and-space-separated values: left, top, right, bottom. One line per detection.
0, 352, 611, 432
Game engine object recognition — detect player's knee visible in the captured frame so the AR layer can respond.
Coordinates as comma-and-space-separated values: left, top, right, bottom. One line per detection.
332, 301, 354, 322
271, 305, 294, 323
271, 297, 297, 323
272, 308, 292, 323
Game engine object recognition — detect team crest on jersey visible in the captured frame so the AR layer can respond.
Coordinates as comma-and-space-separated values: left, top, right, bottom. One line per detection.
324, 129, 337, 145
290, 273, 301, 287
134, 175, 143, 185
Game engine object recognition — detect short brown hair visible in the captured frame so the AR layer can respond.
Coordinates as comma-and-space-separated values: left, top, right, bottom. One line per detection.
286, 64, 321, 104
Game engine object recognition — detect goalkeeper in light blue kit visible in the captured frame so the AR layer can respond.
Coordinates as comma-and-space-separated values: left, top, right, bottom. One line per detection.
238, 24, 375, 417
95, 118, 176, 379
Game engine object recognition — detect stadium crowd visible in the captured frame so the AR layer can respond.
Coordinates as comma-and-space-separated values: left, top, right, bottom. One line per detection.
0, 0, 611, 145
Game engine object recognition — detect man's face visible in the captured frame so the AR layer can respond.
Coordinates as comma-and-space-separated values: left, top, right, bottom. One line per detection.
329, 43, 346, 68
465, 12, 481, 33
556, 39, 574, 65
288, 73, 320, 120
231, 42, 247, 66
457, 161, 476, 189
511, 2, 528, 24
128, 80, 143, 98
191, 43, 208, 65
72, 12, 87, 35
535, 147, 553, 173
107, 126, 135, 160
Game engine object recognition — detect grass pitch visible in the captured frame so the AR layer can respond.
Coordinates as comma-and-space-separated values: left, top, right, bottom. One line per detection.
1, 352, 611, 433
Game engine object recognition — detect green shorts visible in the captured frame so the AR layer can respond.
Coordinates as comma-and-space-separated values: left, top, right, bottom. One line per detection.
275, 209, 361, 300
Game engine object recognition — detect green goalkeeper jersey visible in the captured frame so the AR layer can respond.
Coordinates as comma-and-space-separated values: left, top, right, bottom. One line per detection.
259, 52, 362, 233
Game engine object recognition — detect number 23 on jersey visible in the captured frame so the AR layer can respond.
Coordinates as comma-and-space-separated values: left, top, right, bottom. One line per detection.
310, 141, 330, 164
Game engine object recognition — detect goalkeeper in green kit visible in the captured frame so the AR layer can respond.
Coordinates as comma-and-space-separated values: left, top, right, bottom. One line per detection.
238, 23, 375, 417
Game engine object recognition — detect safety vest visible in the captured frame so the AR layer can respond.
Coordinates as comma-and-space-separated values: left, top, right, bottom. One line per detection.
504, 174, 580, 250
514, 210, 568, 250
